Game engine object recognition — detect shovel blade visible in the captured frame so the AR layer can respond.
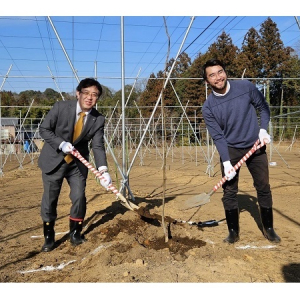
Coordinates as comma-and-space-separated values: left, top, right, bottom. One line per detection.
119, 199, 139, 211
116, 192, 139, 211
182, 193, 211, 210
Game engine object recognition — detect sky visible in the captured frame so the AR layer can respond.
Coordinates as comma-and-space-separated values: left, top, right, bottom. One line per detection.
0, 1, 299, 95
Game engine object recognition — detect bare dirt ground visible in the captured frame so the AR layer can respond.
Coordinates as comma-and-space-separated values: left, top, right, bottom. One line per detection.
0, 142, 299, 296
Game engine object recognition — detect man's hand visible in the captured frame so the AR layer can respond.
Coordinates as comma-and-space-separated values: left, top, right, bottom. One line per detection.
98, 166, 112, 190
223, 160, 237, 181
100, 172, 112, 190
98, 166, 108, 174
259, 129, 271, 144
60, 141, 74, 154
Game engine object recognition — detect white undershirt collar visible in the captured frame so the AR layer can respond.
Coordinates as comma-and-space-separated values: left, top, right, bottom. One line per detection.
76, 102, 91, 123
213, 81, 230, 96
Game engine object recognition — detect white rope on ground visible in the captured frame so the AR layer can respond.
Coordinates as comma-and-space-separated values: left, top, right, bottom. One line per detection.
235, 245, 277, 249
18, 242, 114, 274
18, 260, 76, 274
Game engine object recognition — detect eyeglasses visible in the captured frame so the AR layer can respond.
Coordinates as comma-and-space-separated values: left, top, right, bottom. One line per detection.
208, 69, 225, 79
80, 90, 99, 99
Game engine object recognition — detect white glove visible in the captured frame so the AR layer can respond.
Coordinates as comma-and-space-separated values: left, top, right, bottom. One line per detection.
60, 141, 74, 154
100, 172, 112, 190
98, 166, 108, 174
259, 129, 271, 144
223, 160, 237, 181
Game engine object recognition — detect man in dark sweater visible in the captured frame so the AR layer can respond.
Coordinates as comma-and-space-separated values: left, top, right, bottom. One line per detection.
202, 59, 280, 244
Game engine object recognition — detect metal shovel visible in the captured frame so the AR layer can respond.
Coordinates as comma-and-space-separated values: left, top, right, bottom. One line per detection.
182, 140, 264, 210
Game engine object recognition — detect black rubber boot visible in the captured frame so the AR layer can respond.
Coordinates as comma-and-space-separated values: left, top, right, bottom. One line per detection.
260, 206, 281, 243
224, 208, 240, 244
41, 221, 55, 252
69, 219, 86, 246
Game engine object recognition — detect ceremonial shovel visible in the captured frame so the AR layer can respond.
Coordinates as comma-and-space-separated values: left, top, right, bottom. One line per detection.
70, 149, 139, 211
183, 140, 265, 210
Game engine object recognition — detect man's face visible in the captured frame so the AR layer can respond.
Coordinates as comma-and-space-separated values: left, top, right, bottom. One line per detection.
76, 86, 100, 112
205, 65, 228, 94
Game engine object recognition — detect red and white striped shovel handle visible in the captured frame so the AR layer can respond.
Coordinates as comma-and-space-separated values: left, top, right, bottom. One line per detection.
70, 149, 128, 204
212, 139, 265, 192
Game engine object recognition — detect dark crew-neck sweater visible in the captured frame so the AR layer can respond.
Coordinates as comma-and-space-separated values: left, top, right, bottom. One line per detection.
202, 80, 270, 162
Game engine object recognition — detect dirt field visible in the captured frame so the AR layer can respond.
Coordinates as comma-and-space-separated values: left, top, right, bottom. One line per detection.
0, 142, 299, 296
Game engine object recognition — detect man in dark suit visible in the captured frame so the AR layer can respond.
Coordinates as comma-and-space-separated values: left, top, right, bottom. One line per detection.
38, 78, 111, 252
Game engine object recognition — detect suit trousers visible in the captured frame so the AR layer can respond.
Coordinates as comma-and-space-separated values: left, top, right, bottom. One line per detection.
221, 145, 273, 210
41, 160, 87, 222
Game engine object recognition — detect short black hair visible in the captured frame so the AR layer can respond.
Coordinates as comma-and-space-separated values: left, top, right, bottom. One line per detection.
202, 59, 226, 80
76, 78, 103, 98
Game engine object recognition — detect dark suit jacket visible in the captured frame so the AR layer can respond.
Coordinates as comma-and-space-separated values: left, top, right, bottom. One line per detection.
38, 100, 107, 177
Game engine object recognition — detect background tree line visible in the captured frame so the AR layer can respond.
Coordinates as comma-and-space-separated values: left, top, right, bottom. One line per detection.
1, 17, 300, 135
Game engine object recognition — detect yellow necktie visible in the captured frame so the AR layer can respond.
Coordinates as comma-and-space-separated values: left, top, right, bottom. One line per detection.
65, 112, 86, 164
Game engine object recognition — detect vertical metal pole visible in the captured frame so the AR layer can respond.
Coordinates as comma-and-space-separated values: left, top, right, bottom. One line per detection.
0, 64, 13, 177
19, 110, 21, 139
94, 61, 97, 80
206, 128, 210, 176
121, 16, 127, 197
269, 121, 273, 162
94, 61, 97, 110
